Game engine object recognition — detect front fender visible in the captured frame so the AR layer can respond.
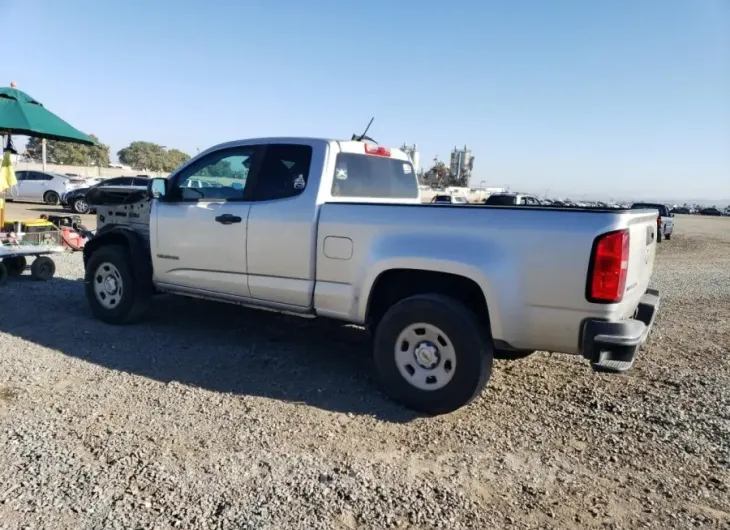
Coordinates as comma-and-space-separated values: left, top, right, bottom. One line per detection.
83, 226, 153, 287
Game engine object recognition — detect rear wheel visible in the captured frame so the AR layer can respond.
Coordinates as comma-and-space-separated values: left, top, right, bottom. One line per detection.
85, 245, 150, 324
30, 256, 55, 281
2, 256, 27, 276
44, 191, 60, 205
373, 294, 493, 415
665, 233, 671, 241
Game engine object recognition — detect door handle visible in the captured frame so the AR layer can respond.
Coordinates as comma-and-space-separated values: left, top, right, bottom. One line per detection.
215, 214, 242, 225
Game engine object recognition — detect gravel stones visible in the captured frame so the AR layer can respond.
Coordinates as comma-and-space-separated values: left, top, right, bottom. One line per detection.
1, 215, 729, 529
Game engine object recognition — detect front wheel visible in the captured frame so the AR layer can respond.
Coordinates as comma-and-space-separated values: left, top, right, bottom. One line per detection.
85, 245, 150, 324
373, 294, 493, 415
72, 198, 90, 214
665, 233, 671, 241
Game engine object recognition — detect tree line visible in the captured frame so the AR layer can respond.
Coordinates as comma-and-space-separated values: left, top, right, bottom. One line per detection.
25, 136, 191, 172
421, 159, 470, 188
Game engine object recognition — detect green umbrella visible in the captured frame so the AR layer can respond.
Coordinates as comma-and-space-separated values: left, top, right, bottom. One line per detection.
0, 85, 95, 145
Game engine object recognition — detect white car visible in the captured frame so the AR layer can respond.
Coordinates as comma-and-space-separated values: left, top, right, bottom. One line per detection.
10, 171, 88, 205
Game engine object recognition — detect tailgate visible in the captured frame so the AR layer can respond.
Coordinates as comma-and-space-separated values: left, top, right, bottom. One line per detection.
623, 212, 658, 313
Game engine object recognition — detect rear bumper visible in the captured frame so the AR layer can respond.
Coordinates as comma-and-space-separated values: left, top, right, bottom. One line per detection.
581, 288, 660, 372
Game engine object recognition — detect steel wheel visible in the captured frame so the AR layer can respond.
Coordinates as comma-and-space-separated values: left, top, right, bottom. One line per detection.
394, 322, 457, 390
93, 262, 124, 309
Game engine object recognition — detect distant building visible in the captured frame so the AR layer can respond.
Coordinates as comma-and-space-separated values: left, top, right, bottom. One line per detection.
449, 145, 475, 181
400, 143, 420, 174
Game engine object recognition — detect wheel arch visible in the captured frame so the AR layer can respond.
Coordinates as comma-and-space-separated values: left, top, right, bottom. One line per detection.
364, 265, 498, 339
83, 227, 153, 286
43, 189, 60, 202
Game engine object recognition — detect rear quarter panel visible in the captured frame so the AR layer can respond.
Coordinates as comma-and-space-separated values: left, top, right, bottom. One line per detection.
315, 205, 658, 355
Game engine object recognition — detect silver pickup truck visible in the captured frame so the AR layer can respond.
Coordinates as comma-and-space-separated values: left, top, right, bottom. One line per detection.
83, 138, 661, 414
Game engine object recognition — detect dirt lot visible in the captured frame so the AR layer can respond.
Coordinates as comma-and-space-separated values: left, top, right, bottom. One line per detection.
1, 205, 729, 530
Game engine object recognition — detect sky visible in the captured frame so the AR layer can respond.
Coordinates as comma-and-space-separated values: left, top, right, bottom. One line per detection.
2, 0, 729, 201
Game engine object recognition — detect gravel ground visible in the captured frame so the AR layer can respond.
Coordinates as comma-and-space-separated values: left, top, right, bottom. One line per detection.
1, 214, 728, 530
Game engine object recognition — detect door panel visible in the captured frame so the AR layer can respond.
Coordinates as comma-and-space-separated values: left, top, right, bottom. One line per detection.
153, 201, 251, 297
12, 172, 28, 199
247, 200, 315, 306
150, 145, 261, 297
19, 172, 43, 200
245, 143, 318, 307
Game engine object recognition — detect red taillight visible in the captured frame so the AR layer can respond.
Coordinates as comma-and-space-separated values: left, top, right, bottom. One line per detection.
588, 229, 630, 303
364, 144, 391, 157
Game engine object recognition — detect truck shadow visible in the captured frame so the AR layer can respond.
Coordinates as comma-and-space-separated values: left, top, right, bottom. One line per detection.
0, 276, 418, 423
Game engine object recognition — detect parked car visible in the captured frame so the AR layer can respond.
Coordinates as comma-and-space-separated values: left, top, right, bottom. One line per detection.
82, 137, 661, 414
430, 194, 468, 204
8, 171, 87, 205
670, 207, 690, 215
699, 207, 723, 216
631, 202, 673, 241
482, 192, 541, 206
61, 176, 149, 214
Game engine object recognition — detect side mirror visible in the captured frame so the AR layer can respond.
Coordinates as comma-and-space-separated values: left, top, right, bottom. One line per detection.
670, 212, 675, 217
149, 178, 167, 200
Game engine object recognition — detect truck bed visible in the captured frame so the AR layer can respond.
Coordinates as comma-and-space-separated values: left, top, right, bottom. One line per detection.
315, 202, 658, 355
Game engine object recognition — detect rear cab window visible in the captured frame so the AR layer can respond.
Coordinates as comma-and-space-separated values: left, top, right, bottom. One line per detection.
330, 143, 418, 200
632, 203, 667, 216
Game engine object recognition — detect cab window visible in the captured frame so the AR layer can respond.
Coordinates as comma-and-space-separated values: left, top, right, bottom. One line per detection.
250, 144, 312, 201
172, 147, 258, 201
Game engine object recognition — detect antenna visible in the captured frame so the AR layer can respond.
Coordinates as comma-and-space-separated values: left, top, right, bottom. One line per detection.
352, 117, 377, 143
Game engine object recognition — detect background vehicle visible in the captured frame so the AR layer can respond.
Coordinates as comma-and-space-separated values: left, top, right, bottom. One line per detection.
431, 194, 468, 204
9, 171, 87, 205
62, 176, 149, 214
631, 202, 673, 241
483, 192, 541, 206
699, 207, 723, 216
83, 137, 660, 414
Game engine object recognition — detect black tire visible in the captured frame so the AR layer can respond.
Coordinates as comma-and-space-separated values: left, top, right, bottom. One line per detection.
30, 256, 56, 281
84, 244, 151, 325
0, 262, 7, 285
494, 349, 535, 361
665, 233, 671, 241
72, 198, 90, 214
3, 256, 27, 276
373, 294, 493, 415
44, 191, 60, 205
